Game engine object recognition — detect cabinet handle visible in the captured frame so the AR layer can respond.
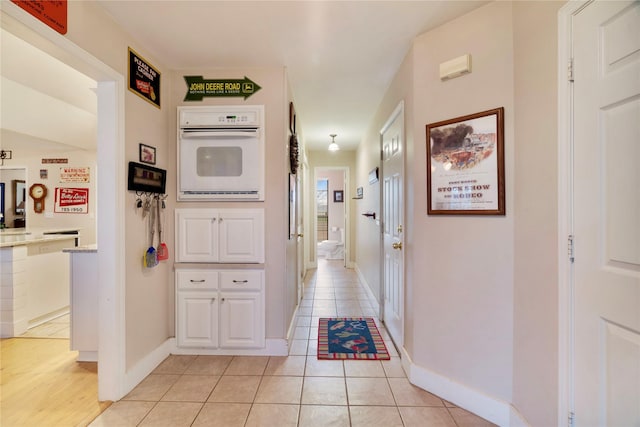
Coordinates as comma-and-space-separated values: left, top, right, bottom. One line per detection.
233, 280, 248, 284
212, 218, 217, 223
190, 279, 205, 283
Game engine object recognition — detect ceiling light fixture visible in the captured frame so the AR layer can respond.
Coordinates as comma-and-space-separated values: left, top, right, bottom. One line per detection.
328, 134, 340, 152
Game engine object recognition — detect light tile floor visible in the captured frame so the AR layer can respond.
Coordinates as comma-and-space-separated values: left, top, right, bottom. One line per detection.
90, 259, 495, 426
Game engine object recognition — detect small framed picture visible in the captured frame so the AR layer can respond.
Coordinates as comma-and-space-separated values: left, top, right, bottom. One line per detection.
139, 143, 156, 165
333, 190, 344, 203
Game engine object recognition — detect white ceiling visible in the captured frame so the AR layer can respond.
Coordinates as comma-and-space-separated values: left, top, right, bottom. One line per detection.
1, 1, 487, 152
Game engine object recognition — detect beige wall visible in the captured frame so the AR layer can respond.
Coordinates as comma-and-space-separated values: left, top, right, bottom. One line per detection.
410, 0, 515, 401
170, 67, 290, 340
512, 1, 562, 425
50, 1, 175, 370
354, 1, 563, 423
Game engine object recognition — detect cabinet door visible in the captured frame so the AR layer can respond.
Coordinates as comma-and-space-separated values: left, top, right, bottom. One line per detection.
176, 210, 219, 262
219, 292, 264, 348
218, 209, 264, 263
177, 291, 218, 348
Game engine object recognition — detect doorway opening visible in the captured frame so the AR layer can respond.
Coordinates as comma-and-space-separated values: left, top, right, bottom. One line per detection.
315, 168, 346, 265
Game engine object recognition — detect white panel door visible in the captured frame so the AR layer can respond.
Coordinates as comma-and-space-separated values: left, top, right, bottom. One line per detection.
219, 292, 264, 348
572, 1, 640, 425
218, 209, 264, 263
177, 291, 218, 348
381, 103, 404, 347
176, 209, 218, 262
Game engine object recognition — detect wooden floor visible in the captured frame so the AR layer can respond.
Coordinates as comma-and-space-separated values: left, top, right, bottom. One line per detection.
0, 337, 111, 426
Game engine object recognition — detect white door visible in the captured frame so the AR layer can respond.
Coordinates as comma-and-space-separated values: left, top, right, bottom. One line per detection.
219, 292, 264, 348
176, 209, 218, 262
219, 209, 265, 263
381, 102, 404, 346
177, 291, 218, 348
572, 1, 640, 425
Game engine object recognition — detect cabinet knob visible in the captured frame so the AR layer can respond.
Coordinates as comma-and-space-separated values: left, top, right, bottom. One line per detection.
221, 298, 225, 302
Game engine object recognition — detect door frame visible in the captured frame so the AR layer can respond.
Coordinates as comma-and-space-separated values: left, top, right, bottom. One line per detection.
379, 100, 405, 346
557, 1, 592, 424
312, 167, 350, 268
1, 4, 126, 401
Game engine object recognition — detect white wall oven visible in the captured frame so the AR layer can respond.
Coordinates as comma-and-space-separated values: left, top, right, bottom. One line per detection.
178, 105, 265, 201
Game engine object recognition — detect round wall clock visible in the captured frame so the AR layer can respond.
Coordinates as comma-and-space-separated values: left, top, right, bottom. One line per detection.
29, 183, 48, 213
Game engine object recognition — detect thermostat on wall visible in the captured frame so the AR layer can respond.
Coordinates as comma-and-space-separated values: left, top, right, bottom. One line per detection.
439, 54, 472, 81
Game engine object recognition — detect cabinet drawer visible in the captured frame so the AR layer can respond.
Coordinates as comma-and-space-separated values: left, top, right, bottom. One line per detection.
219, 270, 263, 291
177, 270, 219, 290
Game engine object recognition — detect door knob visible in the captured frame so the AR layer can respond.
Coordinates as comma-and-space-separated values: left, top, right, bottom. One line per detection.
297, 233, 304, 238
392, 242, 403, 250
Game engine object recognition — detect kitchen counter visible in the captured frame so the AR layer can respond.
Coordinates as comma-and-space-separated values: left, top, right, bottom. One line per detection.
63, 244, 97, 253
0, 228, 80, 338
0, 228, 81, 248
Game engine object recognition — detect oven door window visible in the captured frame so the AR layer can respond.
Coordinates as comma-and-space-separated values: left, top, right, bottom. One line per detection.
197, 146, 243, 177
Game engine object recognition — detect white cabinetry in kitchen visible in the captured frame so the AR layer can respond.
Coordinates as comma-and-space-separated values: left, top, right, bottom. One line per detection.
175, 209, 264, 263
176, 269, 264, 350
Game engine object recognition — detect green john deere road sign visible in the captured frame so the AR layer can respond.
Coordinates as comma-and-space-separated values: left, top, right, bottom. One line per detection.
184, 76, 262, 101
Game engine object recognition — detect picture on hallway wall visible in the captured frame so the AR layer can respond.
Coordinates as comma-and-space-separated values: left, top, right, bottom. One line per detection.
426, 107, 505, 215
333, 190, 344, 203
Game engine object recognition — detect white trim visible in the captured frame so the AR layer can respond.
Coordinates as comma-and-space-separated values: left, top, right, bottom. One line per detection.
354, 263, 379, 306
401, 346, 523, 427
124, 339, 173, 394
313, 166, 350, 267
558, 2, 591, 425
1, 3, 126, 401
169, 338, 288, 356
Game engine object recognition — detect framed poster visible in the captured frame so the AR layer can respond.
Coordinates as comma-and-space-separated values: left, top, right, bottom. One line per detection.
54, 188, 89, 214
426, 107, 505, 215
128, 47, 161, 108
333, 190, 344, 203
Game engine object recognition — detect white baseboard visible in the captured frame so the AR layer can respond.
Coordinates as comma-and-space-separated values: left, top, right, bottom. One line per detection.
354, 264, 380, 307
123, 338, 173, 396
400, 347, 528, 427
169, 338, 288, 356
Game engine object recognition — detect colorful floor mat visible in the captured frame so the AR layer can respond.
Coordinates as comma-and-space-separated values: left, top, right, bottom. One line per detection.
317, 317, 390, 360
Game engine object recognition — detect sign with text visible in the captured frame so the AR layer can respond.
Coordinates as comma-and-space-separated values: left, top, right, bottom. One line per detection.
183, 76, 262, 101
128, 48, 161, 108
60, 167, 90, 183
11, 0, 67, 35
54, 187, 89, 214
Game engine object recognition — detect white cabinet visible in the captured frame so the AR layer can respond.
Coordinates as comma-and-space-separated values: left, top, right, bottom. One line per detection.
176, 270, 219, 348
176, 209, 264, 263
219, 271, 265, 348
176, 269, 264, 350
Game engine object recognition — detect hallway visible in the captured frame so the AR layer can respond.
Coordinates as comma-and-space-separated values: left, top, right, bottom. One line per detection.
90, 260, 493, 426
